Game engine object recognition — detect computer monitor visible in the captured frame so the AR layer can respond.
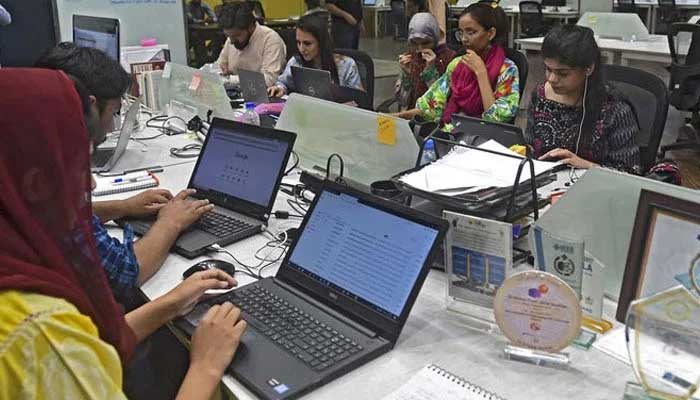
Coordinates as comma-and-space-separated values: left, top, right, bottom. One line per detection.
72, 15, 120, 61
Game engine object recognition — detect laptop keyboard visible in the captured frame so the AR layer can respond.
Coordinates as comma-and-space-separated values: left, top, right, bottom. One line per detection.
219, 285, 364, 371
195, 211, 253, 238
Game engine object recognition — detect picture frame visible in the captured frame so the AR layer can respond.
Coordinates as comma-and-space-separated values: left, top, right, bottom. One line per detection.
616, 190, 700, 322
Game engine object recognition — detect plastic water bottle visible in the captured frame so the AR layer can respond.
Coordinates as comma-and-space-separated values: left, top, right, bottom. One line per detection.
421, 139, 437, 165
236, 101, 260, 126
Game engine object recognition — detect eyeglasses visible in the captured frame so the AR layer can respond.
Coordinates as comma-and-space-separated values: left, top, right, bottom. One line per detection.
454, 29, 485, 42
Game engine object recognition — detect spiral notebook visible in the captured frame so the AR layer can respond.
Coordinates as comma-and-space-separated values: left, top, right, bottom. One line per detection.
92, 171, 159, 196
382, 364, 507, 400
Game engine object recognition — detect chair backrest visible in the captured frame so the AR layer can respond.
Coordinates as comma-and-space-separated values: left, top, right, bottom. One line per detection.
504, 47, 528, 100
334, 48, 375, 109
519, 1, 544, 37
666, 23, 700, 114
275, 27, 297, 61
519, 1, 542, 14
603, 65, 669, 172
390, 0, 405, 14
615, 0, 637, 13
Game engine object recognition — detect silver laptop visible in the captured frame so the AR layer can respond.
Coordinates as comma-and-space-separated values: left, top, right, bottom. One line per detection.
91, 98, 141, 172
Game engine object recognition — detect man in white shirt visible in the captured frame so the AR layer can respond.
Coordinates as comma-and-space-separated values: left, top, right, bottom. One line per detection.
217, 2, 286, 87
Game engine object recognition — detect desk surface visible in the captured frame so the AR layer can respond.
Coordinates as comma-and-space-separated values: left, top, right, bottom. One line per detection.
517, 34, 679, 56
106, 121, 636, 400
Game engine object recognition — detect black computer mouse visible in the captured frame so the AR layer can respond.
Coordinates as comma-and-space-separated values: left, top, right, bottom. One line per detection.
182, 259, 237, 279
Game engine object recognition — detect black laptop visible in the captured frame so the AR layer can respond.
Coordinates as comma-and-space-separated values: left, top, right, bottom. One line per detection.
239, 69, 285, 104
180, 181, 448, 399
121, 118, 296, 258
291, 65, 335, 101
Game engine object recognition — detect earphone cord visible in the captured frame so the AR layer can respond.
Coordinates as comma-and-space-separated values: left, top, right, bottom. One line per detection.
569, 74, 589, 183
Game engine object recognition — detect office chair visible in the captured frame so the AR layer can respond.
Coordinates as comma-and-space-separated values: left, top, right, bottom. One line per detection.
335, 48, 375, 110
603, 65, 669, 173
657, 0, 683, 34
660, 22, 700, 158
390, 0, 407, 40
504, 47, 528, 100
518, 1, 551, 38
277, 27, 297, 61
615, 0, 637, 13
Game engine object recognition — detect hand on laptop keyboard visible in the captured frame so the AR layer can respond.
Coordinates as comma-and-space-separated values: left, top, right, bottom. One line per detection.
190, 302, 248, 386
157, 189, 215, 232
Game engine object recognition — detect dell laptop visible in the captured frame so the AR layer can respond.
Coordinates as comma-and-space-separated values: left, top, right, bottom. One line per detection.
91, 98, 141, 173
291, 66, 335, 101
179, 180, 448, 399
122, 118, 296, 258
239, 69, 284, 104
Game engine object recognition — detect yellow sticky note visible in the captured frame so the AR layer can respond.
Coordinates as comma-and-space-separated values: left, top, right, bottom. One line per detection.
588, 15, 597, 25
377, 115, 397, 146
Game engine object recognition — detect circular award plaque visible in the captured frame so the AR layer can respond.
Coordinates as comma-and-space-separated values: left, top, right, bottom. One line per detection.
494, 270, 582, 353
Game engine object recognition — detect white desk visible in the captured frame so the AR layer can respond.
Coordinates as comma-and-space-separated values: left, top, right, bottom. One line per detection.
450, 6, 579, 47
104, 122, 636, 400
516, 34, 683, 66
613, 0, 700, 33
363, 5, 392, 38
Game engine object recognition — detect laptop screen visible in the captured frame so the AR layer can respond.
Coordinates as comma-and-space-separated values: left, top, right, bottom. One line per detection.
286, 190, 439, 320
190, 124, 291, 208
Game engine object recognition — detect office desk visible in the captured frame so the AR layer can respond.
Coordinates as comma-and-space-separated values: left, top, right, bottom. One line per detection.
516, 34, 682, 67
450, 6, 579, 47
104, 125, 635, 400
363, 5, 392, 38
613, 0, 700, 33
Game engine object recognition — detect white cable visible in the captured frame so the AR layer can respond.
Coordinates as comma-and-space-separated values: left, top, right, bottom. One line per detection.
574, 74, 589, 156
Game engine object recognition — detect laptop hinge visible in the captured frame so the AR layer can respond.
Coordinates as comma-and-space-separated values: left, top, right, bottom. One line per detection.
274, 279, 378, 339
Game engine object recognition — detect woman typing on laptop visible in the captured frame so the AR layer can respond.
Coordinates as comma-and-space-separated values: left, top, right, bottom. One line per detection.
0, 69, 246, 400
267, 15, 363, 98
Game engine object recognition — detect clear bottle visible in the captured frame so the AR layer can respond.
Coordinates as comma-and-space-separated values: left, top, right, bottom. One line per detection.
421, 139, 437, 165
236, 101, 260, 126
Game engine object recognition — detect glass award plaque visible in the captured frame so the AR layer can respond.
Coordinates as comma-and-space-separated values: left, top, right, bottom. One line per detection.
444, 211, 514, 333
625, 286, 700, 400
494, 270, 582, 369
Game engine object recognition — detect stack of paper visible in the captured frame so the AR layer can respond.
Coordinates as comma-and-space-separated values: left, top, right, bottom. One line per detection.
399, 140, 559, 196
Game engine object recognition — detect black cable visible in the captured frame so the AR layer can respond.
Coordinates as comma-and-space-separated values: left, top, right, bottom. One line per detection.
142, 115, 188, 137
325, 153, 344, 181
285, 150, 299, 176
169, 143, 202, 158
273, 210, 304, 219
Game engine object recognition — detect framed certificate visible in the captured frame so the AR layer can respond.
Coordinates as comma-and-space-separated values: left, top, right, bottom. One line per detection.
617, 190, 700, 322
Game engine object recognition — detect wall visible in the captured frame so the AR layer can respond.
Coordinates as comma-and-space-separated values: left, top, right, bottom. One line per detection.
201, 0, 305, 19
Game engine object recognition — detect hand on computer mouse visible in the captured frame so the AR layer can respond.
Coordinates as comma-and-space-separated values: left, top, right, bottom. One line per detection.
165, 269, 237, 316
189, 302, 247, 381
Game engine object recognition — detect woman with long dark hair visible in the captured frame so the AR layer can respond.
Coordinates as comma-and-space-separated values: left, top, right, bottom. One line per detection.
526, 25, 641, 173
396, 3, 520, 126
268, 15, 362, 97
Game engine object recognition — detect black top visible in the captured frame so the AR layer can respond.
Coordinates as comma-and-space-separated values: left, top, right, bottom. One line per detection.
327, 0, 363, 21
525, 83, 641, 174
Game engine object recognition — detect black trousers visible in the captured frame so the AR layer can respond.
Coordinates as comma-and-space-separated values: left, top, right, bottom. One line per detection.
331, 19, 360, 49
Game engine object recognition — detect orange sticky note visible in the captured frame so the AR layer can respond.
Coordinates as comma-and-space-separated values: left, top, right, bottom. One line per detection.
377, 115, 397, 146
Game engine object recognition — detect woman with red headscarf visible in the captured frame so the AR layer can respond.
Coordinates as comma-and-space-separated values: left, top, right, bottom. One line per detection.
0, 69, 246, 399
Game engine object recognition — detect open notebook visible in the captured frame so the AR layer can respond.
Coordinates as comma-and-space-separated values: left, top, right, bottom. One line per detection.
382, 364, 507, 400
92, 171, 159, 196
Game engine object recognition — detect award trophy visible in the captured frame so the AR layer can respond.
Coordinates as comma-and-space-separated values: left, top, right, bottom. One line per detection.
624, 286, 700, 400
494, 270, 582, 369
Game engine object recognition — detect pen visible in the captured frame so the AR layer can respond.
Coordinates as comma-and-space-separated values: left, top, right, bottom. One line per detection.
113, 175, 153, 185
